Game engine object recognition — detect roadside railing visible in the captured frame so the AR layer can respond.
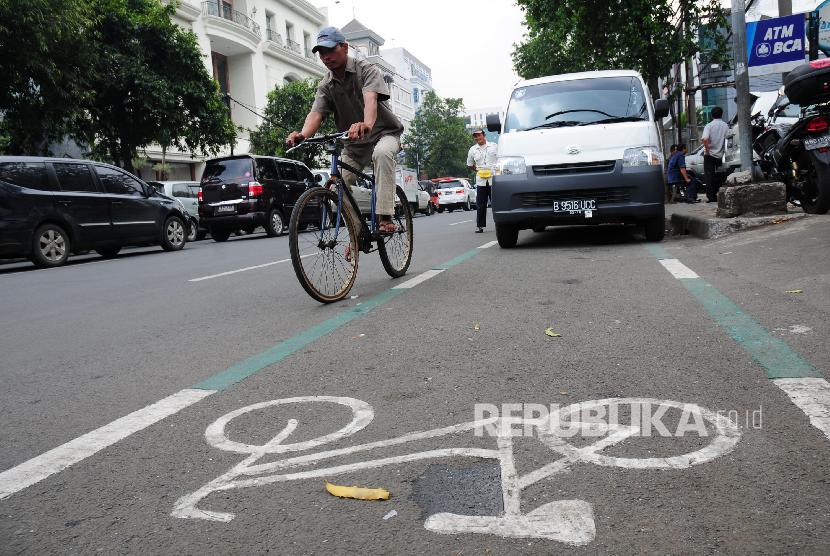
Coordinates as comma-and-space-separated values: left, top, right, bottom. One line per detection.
202, 1, 261, 38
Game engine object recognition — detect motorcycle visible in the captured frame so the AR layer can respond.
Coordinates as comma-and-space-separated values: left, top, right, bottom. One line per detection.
752, 60, 830, 214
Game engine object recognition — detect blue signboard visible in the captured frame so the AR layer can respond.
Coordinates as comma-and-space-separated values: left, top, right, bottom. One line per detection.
746, 13, 807, 75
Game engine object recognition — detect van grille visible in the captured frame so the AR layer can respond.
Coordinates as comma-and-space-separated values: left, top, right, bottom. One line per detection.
533, 160, 617, 175
518, 188, 632, 208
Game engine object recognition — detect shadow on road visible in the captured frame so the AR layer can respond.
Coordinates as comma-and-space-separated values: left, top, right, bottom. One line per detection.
515, 224, 648, 249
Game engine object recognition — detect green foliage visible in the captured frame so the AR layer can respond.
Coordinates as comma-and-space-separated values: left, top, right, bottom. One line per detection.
0, 0, 96, 154
512, 0, 730, 94
402, 92, 472, 179
248, 79, 336, 168
77, 0, 235, 172
0, 0, 234, 167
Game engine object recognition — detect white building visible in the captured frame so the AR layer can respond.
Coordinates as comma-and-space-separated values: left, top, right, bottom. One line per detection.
464, 107, 505, 143
141, 0, 329, 181
340, 19, 416, 133
380, 47, 434, 114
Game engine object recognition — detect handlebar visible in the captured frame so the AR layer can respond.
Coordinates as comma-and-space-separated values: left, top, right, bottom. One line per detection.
286, 132, 349, 154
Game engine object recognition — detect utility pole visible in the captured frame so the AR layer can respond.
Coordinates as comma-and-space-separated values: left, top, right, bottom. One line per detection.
731, 0, 754, 175
683, 2, 698, 148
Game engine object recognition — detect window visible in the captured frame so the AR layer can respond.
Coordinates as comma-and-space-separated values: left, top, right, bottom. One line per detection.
172, 183, 193, 198
413, 88, 419, 104
504, 76, 648, 133
285, 21, 294, 42
256, 158, 278, 181
95, 165, 144, 196
0, 162, 53, 190
203, 158, 254, 182
296, 164, 314, 185
278, 162, 298, 181
53, 163, 97, 192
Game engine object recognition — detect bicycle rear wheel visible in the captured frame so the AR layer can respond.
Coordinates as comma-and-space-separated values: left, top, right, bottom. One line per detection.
289, 186, 359, 303
378, 185, 413, 278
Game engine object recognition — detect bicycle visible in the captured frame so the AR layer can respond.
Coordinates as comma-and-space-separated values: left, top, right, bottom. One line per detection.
286, 132, 413, 303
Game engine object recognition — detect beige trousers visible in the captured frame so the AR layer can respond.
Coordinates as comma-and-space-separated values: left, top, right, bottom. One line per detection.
340, 135, 400, 216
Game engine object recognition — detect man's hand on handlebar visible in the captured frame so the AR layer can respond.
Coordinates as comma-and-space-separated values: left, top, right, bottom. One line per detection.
347, 122, 372, 141
286, 131, 305, 147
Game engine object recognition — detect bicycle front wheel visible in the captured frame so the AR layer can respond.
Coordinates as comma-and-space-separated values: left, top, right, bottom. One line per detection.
378, 185, 413, 278
289, 186, 359, 303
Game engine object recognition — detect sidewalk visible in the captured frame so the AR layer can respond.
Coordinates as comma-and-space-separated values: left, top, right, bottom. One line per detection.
666, 199, 809, 239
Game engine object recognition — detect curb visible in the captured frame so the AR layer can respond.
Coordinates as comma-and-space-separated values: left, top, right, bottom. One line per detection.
670, 211, 808, 239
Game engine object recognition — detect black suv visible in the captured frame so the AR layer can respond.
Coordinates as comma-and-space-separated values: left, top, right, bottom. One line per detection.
0, 157, 190, 267
199, 155, 318, 242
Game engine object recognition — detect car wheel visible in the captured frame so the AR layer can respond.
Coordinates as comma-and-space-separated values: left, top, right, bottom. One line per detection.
196, 230, 207, 241
644, 216, 665, 242
96, 246, 121, 258
30, 224, 70, 267
463, 198, 471, 211
186, 218, 198, 242
211, 228, 231, 242
266, 208, 285, 237
437, 206, 444, 213
496, 223, 519, 248
161, 215, 187, 251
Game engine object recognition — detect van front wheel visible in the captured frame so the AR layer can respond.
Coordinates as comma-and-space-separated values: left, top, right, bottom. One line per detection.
496, 223, 519, 248
644, 216, 665, 242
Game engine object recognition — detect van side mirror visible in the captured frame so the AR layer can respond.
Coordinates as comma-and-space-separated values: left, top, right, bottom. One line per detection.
486, 113, 502, 133
654, 99, 670, 119
314, 173, 323, 183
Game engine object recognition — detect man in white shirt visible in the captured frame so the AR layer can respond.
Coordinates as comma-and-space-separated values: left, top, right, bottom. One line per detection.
701, 106, 730, 202
466, 128, 498, 233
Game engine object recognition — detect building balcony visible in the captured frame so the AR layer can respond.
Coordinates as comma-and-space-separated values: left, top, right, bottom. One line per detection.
201, 1, 261, 54
264, 30, 323, 76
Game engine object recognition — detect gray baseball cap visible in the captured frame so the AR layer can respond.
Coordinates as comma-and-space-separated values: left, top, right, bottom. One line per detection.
311, 26, 346, 53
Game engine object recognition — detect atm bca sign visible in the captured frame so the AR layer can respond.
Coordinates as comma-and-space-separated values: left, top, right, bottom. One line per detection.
747, 14, 806, 75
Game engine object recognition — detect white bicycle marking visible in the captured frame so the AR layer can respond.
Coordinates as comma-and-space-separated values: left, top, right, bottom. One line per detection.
172, 396, 741, 545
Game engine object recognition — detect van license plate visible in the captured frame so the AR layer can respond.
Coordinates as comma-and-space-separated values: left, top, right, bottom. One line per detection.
804, 134, 830, 151
216, 205, 236, 214
553, 199, 597, 214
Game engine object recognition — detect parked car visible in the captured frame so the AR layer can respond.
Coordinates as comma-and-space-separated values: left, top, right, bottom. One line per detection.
147, 180, 204, 241
199, 155, 318, 242
0, 157, 189, 267
433, 177, 476, 212
487, 70, 670, 247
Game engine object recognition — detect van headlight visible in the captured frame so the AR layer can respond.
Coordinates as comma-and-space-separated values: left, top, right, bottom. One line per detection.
496, 156, 527, 175
623, 146, 663, 167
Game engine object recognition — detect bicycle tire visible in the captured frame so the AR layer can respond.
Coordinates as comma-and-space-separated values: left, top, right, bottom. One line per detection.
378, 186, 413, 278
289, 186, 359, 303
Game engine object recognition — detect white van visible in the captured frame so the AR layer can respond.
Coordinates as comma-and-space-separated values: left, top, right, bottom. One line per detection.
487, 70, 670, 247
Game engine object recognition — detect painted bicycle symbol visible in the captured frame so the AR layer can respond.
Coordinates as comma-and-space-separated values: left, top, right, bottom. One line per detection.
172, 396, 741, 545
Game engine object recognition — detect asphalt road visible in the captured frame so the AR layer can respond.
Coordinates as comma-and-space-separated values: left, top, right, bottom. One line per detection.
1, 209, 829, 553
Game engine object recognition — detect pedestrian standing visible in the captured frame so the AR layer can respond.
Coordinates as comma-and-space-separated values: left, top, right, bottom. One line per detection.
701, 106, 730, 203
466, 128, 498, 233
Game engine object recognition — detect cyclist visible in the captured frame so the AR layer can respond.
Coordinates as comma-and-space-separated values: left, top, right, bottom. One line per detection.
286, 26, 404, 234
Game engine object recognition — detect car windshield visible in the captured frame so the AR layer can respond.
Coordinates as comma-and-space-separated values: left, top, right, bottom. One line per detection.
202, 158, 253, 182
504, 76, 649, 133
437, 180, 463, 189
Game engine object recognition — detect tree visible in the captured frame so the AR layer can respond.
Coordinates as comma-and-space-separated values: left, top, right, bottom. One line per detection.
512, 0, 729, 96
76, 0, 235, 172
248, 79, 337, 168
0, 0, 96, 154
402, 92, 471, 179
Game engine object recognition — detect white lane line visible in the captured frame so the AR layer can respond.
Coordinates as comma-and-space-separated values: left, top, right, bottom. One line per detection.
392, 269, 445, 289
772, 378, 830, 441
0, 388, 215, 499
449, 219, 473, 226
479, 240, 498, 249
658, 258, 699, 279
189, 254, 313, 282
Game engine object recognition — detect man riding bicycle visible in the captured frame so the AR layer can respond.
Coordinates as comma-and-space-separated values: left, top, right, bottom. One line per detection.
286, 26, 404, 234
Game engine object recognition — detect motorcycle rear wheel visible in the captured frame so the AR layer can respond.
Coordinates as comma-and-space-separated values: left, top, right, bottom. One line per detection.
793, 151, 830, 214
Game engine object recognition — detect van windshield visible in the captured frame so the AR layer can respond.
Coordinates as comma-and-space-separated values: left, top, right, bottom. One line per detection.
202, 158, 253, 182
504, 76, 649, 133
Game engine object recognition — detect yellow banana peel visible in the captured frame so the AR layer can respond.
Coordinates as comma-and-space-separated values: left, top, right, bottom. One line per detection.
324, 480, 390, 500
545, 327, 561, 337
785, 289, 804, 294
